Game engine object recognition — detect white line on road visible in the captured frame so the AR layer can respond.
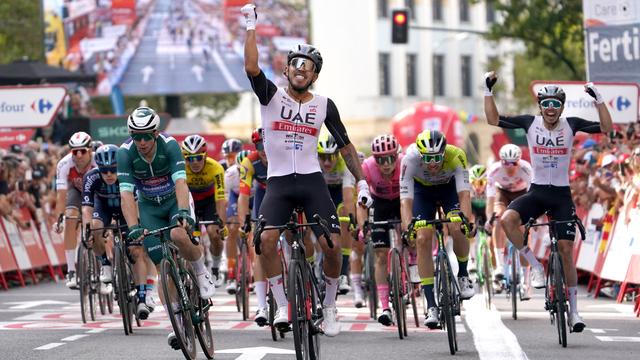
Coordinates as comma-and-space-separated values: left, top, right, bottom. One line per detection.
86, 328, 108, 334
212, 49, 243, 91
61, 334, 89, 341
34, 342, 65, 350
595, 336, 640, 342
464, 296, 529, 360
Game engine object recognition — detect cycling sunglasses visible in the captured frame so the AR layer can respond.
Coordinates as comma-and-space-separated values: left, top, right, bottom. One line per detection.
99, 166, 117, 174
319, 153, 337, 162
71, 148, 89, 156
185, 153, 206, 162
539, 98, 563, 109
472, 178, 487, 187
375, 155, 397, 165
501, 160, 518, 167
421, 153, 443, 164
290, 57, 316, 72
131, 132, 155, 142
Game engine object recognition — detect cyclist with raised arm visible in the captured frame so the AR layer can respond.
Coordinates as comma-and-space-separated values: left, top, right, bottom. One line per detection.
486, 144, 533, 298
399, 130, 475, 329
54, 131, 96, 289
182, 135, 227, 285
242, 3, 371, 337
317, 132, 357, 295
484, 72, 613, 332
117, 107, 216, 350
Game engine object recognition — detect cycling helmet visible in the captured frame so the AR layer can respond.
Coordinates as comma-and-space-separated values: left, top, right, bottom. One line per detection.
499, 144, 522, 162
127, 106, 160, 132
415, 130, 446, 155
235, 150, 251, 166
537, 85, 566, 104
69, 131, 92, 149
91, 140, 104, 152
182, 134, 207, 155
317, 132, 338, 155
469, 164, 487, 181
371, 134, 399, 156
251, 128, 263, 144
222, 138, 242, 155
287, 44, 323, 74
94, 144, 118, 167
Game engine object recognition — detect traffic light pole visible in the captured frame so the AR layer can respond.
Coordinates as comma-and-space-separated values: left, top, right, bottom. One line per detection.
408, 25, 487, 35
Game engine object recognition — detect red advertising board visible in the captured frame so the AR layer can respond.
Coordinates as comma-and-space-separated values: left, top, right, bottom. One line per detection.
0, 129, 35, 149
111, 0, 137, 26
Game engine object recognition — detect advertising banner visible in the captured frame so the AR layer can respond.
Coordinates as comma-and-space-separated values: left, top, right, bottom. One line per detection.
0, 85, 66, 128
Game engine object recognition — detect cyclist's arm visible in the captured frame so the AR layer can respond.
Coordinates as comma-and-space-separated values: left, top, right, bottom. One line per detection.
485, 167, 496, 219
214, 165, 227, 224
116, 149, 139, 227
497, 115, 535, 131
486, 196, 495, 222
54, 158, 69, 217
342, 167, 356, 216
81, 171, 97, 227
167, 139, 189, 210
567, 116, 611, 135
596, 103, 613, 133
484, 91, 500, 126
399, 155, 415, 231
458, 190, 474, 225
454, 153, 473, 223
244, 25, 260, 77
355, 164, 370, 229
237, 162, 253, 227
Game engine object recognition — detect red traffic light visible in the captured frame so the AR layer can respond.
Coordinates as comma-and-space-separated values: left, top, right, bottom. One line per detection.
394, 12, 407, 25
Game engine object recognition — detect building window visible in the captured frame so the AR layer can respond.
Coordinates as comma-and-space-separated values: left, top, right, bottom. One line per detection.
433, 54, 445, 97
379, 53, 391, 96
378, 0, 388, 18
486, 0, 496, 23
432, 0, 443, 22
407, 54, 417, 96
405, 0, 416, 20
461, 55, 472, 97
460, 0, 470, 23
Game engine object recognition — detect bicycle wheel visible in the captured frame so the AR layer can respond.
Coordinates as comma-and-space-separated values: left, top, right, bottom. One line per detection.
307, 266, 321, 360
160, 259, 197, 360
234, 254, 241, 313
410, 284, 419, 328
188, 268, 215, 359
390, 250, 405, 339
240, 242, 250, 321
289, 260, 310, 360
437, 255, 456, 355
511, 248, 518, 320
552, 253, 568, 348
88, 250, 98, 321
268, 289, 278, 341
114, 246, 132, 335
364, 244, 377, 319
78, 245, 90, 324
481, 244, 493, 309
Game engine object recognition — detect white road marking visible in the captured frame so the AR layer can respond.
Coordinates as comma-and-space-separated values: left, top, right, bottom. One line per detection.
34, 342, 65, 350
465, 296, 529, 360
595, 336, 640, 342
211, 49, 242, 91
61, 334, 88, 341
86, 328, 107, 334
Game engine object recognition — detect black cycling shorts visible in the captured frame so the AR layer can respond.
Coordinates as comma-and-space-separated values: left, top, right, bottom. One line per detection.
413, 179, 460, 220
371, 195, 400, 249
508, 184, 576, 240
259, 172, 341, 237
328, 184, 343, 207
194, 196, 219, 223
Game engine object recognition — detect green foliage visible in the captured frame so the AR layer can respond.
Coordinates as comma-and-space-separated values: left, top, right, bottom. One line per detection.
0, 0, 44, 64
183, 93, 241, 124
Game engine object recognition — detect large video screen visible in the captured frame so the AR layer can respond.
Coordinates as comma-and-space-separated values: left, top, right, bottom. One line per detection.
43, 0, 309, 96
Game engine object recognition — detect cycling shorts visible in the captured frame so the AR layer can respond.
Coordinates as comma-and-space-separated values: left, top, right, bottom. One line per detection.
495, 188, 527, 208
66, 187, 82, 210
194, 195, 218, 223
253, 186, 266, 220
413, 179, 460, 221
138, 194, 182, 264
370, 195, 400, 249
509, 184, 576, 240
328, 184, 343, 208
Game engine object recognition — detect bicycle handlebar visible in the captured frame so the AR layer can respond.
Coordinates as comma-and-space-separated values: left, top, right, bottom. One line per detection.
523, 213, 586, 241
253, 213, 334, 255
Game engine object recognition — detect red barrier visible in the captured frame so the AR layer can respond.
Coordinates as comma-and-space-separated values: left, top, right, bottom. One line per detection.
16, 208, 56, 282
0, 219, 24, 289
0, 218, 35, 284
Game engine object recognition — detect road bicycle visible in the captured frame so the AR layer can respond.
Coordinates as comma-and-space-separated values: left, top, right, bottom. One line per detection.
474, 220, 493, 310
254, 209, 333, 360
524, 212, 585, 348
220, 216, 252, 320
268, 232, 289, 342
504, 240, 524, 320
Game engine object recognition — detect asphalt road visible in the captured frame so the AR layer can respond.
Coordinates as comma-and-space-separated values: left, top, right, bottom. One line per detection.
0, 279, 638, 360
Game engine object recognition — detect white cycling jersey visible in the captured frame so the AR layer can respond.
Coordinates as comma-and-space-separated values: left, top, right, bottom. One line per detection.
498, 115, 601, 187
224, 164, 255, 198
486, 159, 533, 197
55, 153, 96, 191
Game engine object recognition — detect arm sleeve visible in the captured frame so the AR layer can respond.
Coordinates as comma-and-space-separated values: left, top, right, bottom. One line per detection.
168, 140, 187, 183
342, 167, 356, 189
116, 148, 135, 193
454, 151, 471, 192
213, 162, 226, 202
248, 70, 278, 106
399, 155, 415, 200
325, 98, 350, 148
486, 170, 497, 197
498, 115, 535, 131
55, 157, 69, 190
567, 117, 602, 135
81, 171, 97, 207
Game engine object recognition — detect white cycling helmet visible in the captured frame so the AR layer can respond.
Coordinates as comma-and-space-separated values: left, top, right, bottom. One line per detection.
182, 134, 207, 154
128, 107, 160, 132
69, 131, 92, 149
499, 144, 522, 162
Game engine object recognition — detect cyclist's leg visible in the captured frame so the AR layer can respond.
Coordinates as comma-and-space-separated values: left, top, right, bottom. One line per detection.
252, 188, 268, 314
64, 188, 82, 278
225, 191, 240, 291
195, 197, 223, 279
337, 202, 353, 293
371, 196, 393, 325
492, 191, 509, 278
350, 238, 365, 304
441, 181, 470, 278
413, 183, 438, 316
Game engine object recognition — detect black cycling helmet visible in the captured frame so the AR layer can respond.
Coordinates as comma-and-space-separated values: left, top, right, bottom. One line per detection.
537, 85, 566, 104
287, 44, 323, 74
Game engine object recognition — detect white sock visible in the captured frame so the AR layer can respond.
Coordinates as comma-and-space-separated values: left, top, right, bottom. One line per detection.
65, 250, 76, 272
211, 255, 221, 269
324, 276, 339, 307
268, 275, 287, 308
255, 281, 267, 309
191, 254, 207, 275
350, 274, 362, 296
522, 266, 530, 286
519, 247, 541, 268
494, 247, 504, 270
568, 286, 578, 313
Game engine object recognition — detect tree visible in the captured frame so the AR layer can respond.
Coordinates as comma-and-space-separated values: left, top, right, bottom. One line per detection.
183, 93, 241, 124
0, 0, 43, 64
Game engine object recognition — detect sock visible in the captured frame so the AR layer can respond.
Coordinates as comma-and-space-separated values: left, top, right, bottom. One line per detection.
255, 281, 267, 309
377, 284, 390, 310
268, 275, 287, 308
408, 249, 417, 265
100, 254, 111, 266
323, 276, 339, 307
211, 255, 221, 269
568, 286, 578, 314
340, 249, 351, 276
522, 266, 530, 286
457, 255, 469, 277
65, 250, 76, 272
519, 247, 541, 268
350, 273, 362, 295
494, 247, 504, 270
421, 277, 436, 308
137, 284, 146, 303
191, 254, 207, 275
146, 277, 155, 292
227, 258, 236, 279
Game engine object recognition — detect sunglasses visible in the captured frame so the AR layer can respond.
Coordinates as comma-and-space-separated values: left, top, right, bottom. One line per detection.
472, 179, 487, 187
72, 148, 88, 156
421, 153, 443, 164
539, 98, 563, 109
99, 167, 117, 174
374, 155, 397, 165
319, 153, 337, 162
290, 57, 315, 72
502, 160, 518, 167
185, 153, 206, 162
131, 132, 155, 142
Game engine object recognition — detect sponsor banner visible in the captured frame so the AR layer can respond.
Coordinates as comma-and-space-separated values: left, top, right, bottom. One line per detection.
0, 129, 36, 149
585, 23, 640, 83
583, 0, 640, 27
0, 86, 67, 128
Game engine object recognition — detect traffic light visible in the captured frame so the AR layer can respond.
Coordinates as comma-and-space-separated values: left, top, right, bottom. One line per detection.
391, 9, 409, 44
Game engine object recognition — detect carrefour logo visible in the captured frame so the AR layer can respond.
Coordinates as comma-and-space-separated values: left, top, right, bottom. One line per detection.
31, 98, 53, 114
0, 98, 53, 114
608, 96, 632, 111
